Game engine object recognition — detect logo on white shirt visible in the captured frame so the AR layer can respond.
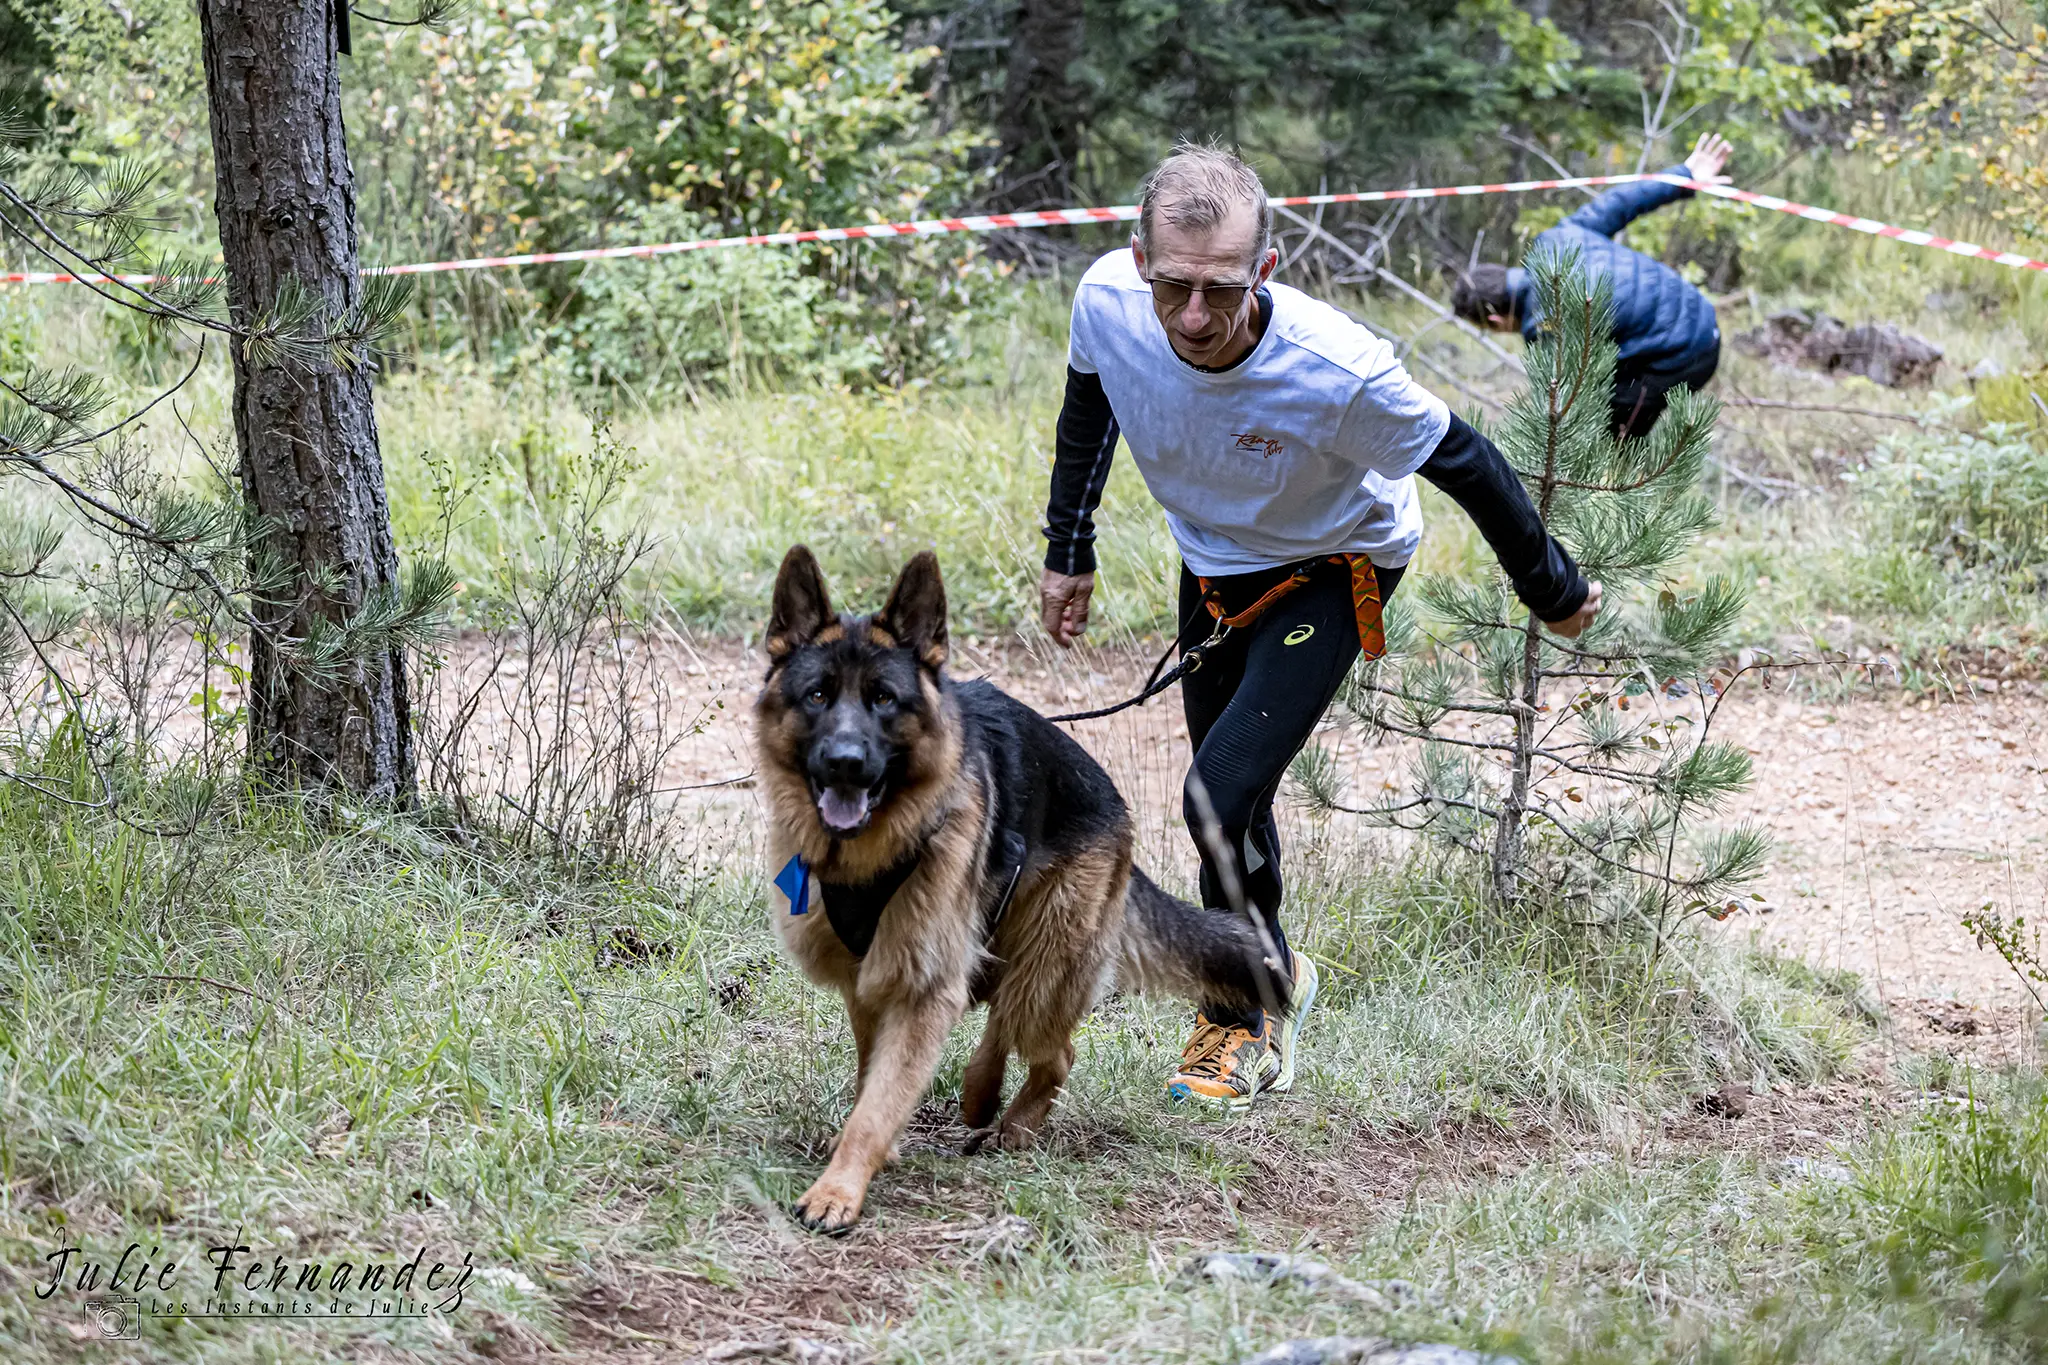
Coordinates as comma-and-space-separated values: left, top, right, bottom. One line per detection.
1231, 431, 1286, 459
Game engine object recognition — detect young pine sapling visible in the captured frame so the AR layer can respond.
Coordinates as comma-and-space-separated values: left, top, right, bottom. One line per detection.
1297, 252, 1766, 935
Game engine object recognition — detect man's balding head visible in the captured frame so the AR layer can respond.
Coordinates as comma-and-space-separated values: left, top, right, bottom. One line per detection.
1137, 142, 1272, 273
1130, 143, 1278, 367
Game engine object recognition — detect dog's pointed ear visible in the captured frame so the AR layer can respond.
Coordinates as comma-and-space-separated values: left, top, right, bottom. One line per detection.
766, 545, 833, 661
877, 551, 949, 670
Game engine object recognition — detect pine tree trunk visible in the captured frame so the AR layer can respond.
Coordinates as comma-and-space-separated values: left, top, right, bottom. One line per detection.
198, 0, 414, 802
993, 0, 1087, 209
1492, 375, 1565, 902
1492, 615, 1544, 902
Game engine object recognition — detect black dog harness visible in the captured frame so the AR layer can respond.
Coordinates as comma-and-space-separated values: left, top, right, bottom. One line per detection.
817, 855, 922, 958
781, 826, 1026, 960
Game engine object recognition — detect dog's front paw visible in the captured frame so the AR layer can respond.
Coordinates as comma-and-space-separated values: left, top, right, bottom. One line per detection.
998, 1121, 1042, 1153
960, 1126, 999, 1156
793, 1172, 867, 1234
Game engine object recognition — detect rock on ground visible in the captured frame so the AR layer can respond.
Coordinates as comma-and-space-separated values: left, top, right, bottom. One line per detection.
1736, 311, 1942, 387
1179, 1251, 1429, 1312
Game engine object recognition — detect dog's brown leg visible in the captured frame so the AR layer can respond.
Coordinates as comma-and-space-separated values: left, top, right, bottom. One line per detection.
847, 991, 880, 1096
795, 992, 960, 1233
958, 1020, 1008, 1137
992, 1040, 1075, 1151
825, 992, 892, 1161
968, 846, 1123, 1154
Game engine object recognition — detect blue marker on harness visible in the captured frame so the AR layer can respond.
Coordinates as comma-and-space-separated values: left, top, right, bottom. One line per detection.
775, 853, 811, 915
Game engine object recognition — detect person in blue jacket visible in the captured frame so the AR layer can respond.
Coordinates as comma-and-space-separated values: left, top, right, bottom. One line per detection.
1454, 133, 1733, 439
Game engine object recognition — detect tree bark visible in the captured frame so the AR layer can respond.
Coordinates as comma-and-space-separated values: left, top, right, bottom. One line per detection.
198, 0, 413, 802
992, 0, 1087, 210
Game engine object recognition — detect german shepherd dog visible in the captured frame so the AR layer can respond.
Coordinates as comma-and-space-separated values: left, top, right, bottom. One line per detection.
755, 545, 1292, 1233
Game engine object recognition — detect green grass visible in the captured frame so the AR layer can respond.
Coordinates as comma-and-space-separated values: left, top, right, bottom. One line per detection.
0, 774, 2040, 1363
376, 352, 1189, 639
1682, 431, 2048, 687
356, 273, 2048, 685
888, 1134, 2043, 1364
0, 774, 1897, 1363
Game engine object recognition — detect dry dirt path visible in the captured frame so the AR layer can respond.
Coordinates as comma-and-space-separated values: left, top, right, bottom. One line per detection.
364, 632, 2046, 1363
643, 635, 2047, 1017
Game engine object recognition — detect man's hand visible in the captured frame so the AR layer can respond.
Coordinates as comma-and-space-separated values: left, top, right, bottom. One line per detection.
1682, 133, 1733, 186
1546, 581, 1602, 640
1040, 568, 1095, 649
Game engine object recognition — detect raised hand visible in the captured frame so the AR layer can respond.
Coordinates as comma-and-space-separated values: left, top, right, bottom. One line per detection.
1683, 133, 1733, 186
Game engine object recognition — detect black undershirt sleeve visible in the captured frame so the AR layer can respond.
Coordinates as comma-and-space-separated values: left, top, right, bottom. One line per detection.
1417, 413, 1590, 622
1042, 365, 1120, 576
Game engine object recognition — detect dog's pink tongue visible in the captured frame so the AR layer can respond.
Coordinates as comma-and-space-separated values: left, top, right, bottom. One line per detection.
817, 787, 871, 832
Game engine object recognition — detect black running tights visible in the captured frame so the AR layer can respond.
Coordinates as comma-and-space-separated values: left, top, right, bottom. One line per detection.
1176, 556, 1405, 1031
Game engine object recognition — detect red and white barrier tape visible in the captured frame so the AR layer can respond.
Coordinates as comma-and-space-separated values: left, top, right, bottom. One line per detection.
1680, 179, 2048, 271
7, 173, 2043, 285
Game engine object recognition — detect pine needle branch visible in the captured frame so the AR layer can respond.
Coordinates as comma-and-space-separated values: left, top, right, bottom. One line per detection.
351, 0, 463, 27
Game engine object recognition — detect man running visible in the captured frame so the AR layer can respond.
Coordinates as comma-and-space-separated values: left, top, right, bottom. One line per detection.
1453, 133, 1733, 439
1039, 142, 1601, 1113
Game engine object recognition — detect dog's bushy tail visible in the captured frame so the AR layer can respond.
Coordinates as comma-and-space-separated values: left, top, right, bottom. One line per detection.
1117, 867, 1293, 1016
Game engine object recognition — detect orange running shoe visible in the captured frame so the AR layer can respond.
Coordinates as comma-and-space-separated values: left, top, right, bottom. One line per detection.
1164, 1012, 1279, 1115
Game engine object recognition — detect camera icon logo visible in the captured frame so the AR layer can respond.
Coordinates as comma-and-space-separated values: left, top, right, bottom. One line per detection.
83, 1297, 140, 1341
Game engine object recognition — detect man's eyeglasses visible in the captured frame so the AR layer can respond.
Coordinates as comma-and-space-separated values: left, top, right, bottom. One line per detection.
1143, 275, 1253, 314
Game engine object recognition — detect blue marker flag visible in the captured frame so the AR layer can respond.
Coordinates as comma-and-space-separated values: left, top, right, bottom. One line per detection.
775, 853, 811, 915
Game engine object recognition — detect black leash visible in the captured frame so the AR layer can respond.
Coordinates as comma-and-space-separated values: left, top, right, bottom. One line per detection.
1044, 559, 1329, 724
1046, 618, 1230, 724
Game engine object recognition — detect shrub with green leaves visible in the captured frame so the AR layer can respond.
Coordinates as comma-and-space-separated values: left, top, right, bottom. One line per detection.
1301, 251, 1762, 933
1854, 425, 2048, 574
560, 203, 831, 398
26, 0, 211, 211
356, 0, 1001, 387
24, 0, 1005, 388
